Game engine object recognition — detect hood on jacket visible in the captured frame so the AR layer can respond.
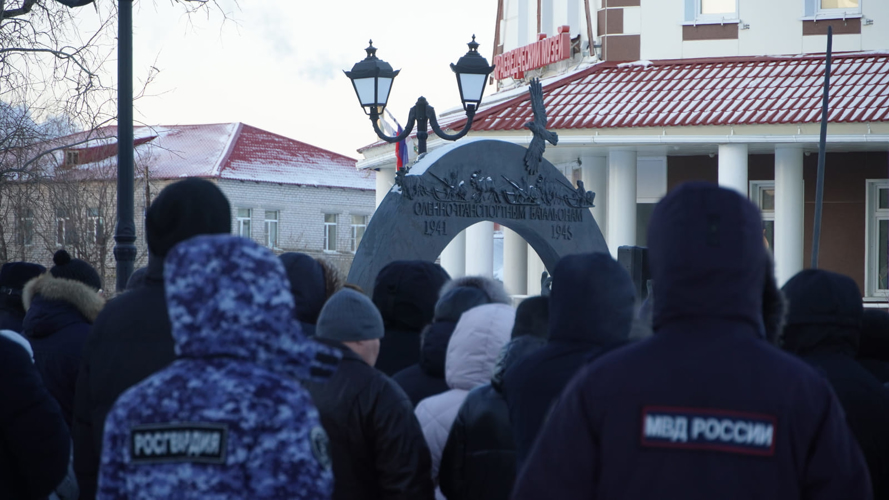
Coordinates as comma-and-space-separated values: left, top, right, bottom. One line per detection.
445, 303, 515, 391
781, 269, 862, 357
419, 286, 493, 377
23, 273, 105, 324
512, 296, 549, 339
164, 235, 339, 382
145, 177, 232, 258
648, 182, 768, 331
279, 253, 328, 327
491, 335, 546, 393
548, 253, 635, 344
860, 309, 889, 361
372, 260, 450, 332
439, 276, 510, 307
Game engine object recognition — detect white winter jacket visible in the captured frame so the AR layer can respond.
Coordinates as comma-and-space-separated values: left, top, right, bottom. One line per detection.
415, 303, 515, 493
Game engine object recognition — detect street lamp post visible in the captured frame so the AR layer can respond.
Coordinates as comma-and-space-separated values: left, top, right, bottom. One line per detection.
345, 37, 495, 155
114, 0, 136, 292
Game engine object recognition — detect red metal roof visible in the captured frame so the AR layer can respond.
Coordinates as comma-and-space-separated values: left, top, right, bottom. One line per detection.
443, 52, 889, 133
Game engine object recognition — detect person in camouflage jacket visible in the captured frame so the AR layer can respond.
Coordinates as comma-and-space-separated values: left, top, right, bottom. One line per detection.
97, 235, 340, 499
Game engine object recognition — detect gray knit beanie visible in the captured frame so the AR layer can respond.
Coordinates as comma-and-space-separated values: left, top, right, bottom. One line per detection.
316, 289, 385, 342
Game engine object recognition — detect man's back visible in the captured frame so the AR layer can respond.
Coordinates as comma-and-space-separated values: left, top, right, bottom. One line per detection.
513, 182, 872, 500
305, 340, 434, 500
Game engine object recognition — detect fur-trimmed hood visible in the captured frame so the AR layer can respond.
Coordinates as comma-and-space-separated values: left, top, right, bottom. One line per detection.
23, 273, 104, 323
439, 275, 510, 305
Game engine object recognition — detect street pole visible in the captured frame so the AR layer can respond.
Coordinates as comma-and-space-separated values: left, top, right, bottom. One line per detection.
114, 0, 136, 291
811, 26, 833, 269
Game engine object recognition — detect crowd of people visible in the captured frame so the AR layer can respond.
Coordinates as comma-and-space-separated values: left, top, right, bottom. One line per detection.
1, 178, 889, 499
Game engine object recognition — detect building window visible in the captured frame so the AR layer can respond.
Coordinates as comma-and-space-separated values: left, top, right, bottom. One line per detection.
64, 150, 79, 167
865, 180, 888, 298
818, 0, 860, 14
19, 208, 34, 246
323, 214, 338, 252
351, 215, 367, 252
690, 0, 738, 22
237, 208, 252, 239
88, 207, 105, 245
750, 181, 775, 253
264, 211, 279, 249
56, 208, 76, 246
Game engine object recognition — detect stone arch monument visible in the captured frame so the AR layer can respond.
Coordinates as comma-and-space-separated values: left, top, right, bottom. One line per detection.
347, 138, 608, 293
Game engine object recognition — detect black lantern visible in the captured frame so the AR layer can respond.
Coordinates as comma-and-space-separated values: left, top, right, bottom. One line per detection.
344, 40, 400, 115
450, 36, 495, 112
346, 37, 495, 156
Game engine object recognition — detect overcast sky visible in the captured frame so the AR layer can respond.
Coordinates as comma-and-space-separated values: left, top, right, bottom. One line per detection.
101, 0, 498, 158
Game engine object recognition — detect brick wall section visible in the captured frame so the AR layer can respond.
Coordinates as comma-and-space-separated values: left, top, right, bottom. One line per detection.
218, 179, 376, 279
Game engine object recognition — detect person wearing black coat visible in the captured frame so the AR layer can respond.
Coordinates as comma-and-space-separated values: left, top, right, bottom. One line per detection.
0, 335, 71, 500
303, 289, 434, 500
280, 252, 340, 336
72, 177, 231, 500
0, 262, 46, 332
503, 253, 636, 470
23, 250, 105, 429
393, 276, 509, 407
857, 309, 889, 383
439, 296, 548, 500
372, 260, 450, 376
782, 269, 889, 498
513, 183, 870, 500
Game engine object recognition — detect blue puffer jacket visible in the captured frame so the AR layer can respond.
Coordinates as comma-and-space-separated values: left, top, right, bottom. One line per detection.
97, 235, 340, 499
513, 183, 871, 500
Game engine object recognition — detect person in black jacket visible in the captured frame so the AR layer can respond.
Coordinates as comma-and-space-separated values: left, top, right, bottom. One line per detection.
394, 276, 509, 407
857, 309, 889, 383
280, 252, 341, 336
303, 289, 435, 500
0, 334, 70, 500
372, 260, 450, 376
503, 253, 636, 470
782, 269, 889, 498
513, 183, 870, 500
24, 250, 105, 428
72, 177, 231, 500
439, 296, 548, 500
0, 262, 46, 332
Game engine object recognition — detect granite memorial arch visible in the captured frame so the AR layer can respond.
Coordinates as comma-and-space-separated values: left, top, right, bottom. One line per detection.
347, 138, 609, 293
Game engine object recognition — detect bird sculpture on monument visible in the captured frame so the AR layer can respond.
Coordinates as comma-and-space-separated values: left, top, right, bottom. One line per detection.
523, 78, 559, 176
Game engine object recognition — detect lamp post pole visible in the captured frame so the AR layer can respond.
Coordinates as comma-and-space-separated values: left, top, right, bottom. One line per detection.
114, 0, 136, 292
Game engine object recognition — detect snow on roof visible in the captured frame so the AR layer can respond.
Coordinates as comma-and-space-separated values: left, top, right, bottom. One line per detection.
62, 123, 373, 190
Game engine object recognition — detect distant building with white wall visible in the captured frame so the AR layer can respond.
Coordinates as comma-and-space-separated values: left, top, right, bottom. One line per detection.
5, 123, 374, 283
359, 0, 888, 308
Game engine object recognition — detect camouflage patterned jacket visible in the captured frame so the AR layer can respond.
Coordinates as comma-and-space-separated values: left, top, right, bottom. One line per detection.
97, 235, 340, 499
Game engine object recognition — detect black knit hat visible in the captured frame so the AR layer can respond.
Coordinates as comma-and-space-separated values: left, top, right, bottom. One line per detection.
0, 262, 46, 293
145, 178, 231, 257
50, 249, 103, 291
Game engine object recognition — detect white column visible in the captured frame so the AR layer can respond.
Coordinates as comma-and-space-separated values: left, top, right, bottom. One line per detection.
375, 167, 396, 208
440, 230, 466, 279
774, 145, 805, 286
465, 221, 494, 278
503, 228, 528, 296
718, 144, 749, 196
526, 245, 545, 296
581, 155, 607, 237
606, 150, 637, 258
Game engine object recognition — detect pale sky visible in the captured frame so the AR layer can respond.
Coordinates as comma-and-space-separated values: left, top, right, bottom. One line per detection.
104, 0, 497, 159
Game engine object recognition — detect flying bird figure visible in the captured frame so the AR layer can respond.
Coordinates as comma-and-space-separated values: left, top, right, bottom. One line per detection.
523, 78, 559, 176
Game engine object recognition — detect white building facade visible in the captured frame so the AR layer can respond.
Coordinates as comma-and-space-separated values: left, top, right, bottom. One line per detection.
359, 0, 888, 308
